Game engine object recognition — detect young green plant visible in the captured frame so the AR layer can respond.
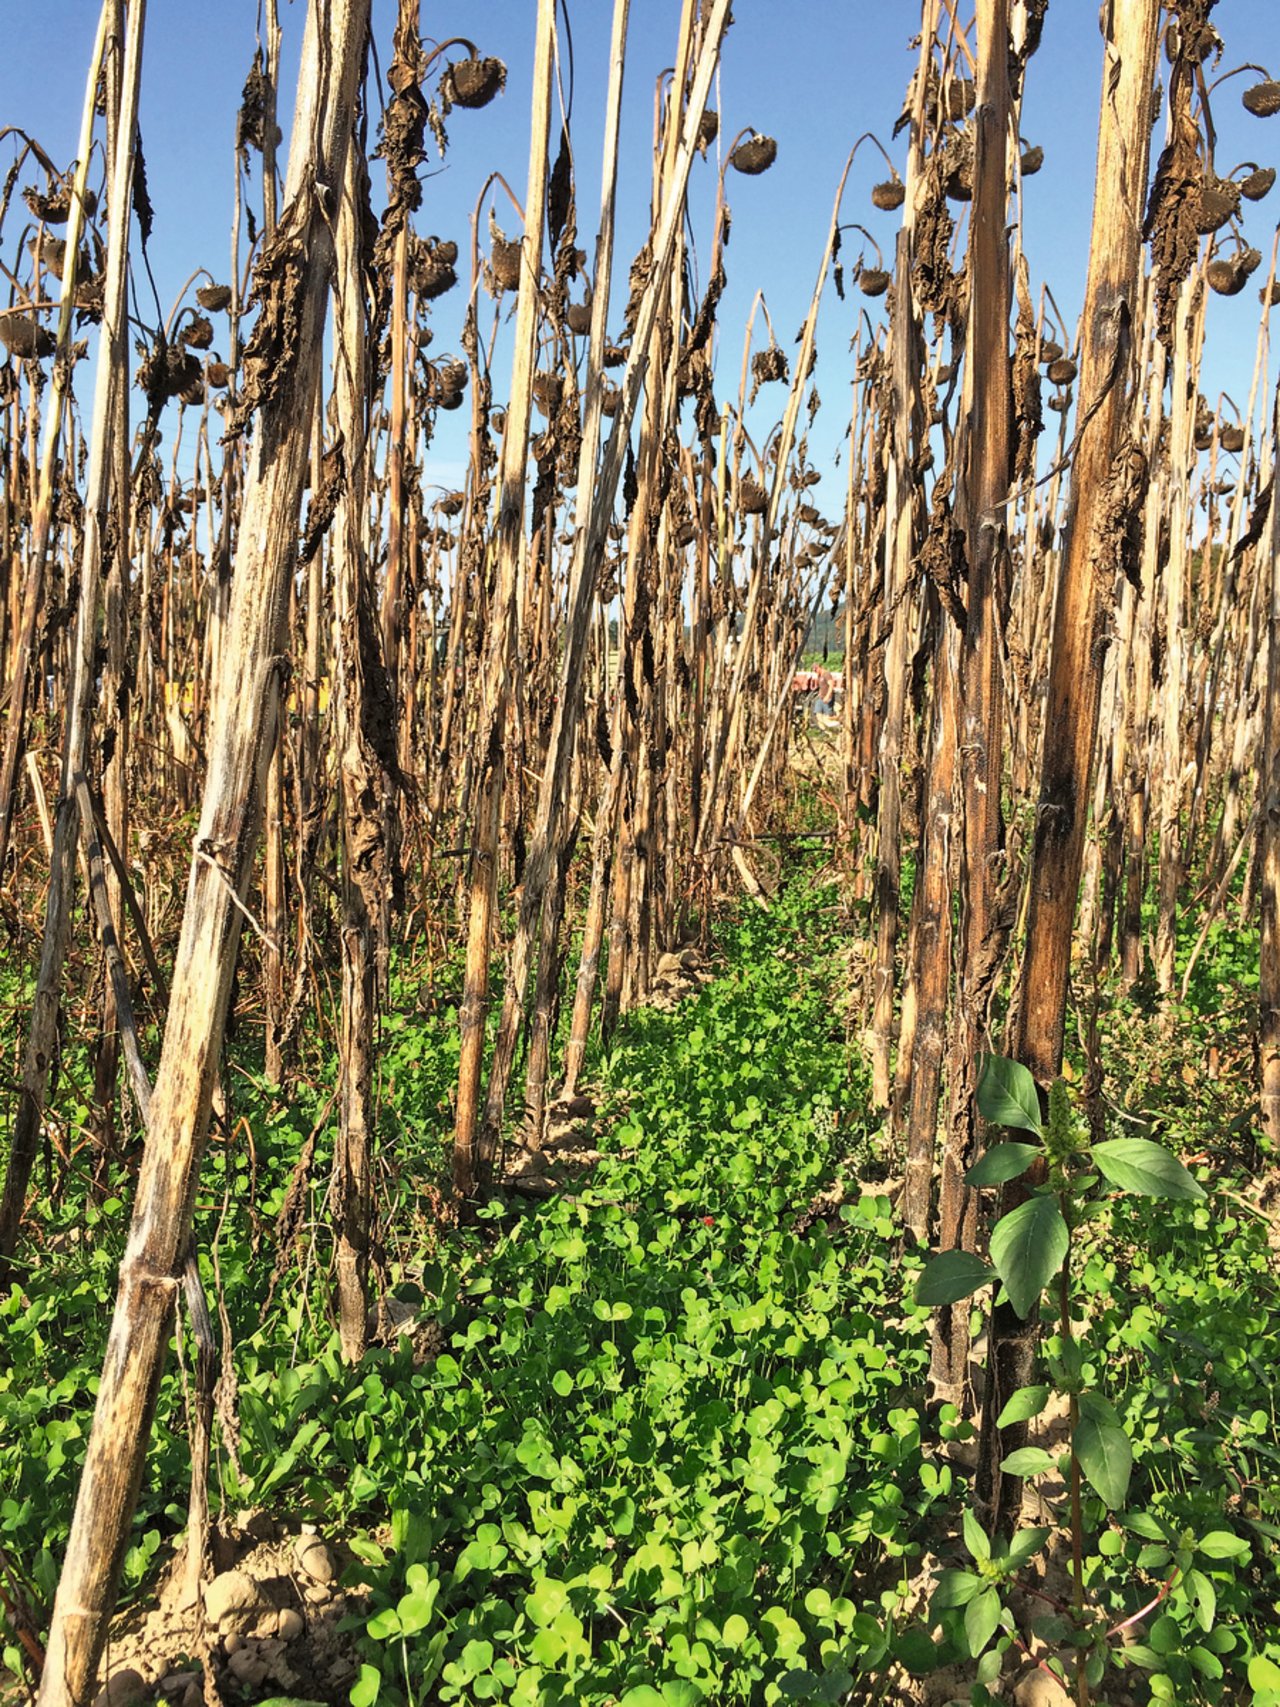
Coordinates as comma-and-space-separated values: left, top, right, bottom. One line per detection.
917, 1055, 1207, 1703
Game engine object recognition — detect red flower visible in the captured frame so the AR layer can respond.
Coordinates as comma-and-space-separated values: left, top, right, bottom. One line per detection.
701, 1215, 714, 1227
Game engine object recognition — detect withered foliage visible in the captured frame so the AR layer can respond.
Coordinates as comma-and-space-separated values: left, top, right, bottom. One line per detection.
1145, 0, 1221, 345
225, 212, 310, 439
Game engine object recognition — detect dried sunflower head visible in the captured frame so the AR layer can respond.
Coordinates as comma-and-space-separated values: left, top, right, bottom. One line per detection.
729, 134, 777, 175
196, 283, 233, 312
442, 56, 507, 110
1243, 80, 1280, 118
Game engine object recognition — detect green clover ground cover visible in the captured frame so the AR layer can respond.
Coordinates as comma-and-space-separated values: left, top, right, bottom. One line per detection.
0, 878, 943, 1703
339, 886, 942, 1703
4, 871, 1280, 1703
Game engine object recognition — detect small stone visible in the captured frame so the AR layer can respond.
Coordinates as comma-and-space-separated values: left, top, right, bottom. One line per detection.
180, 1686, 202, 1707
92, 1668, 147, 1707
227, 1646, 269, 1689
204, 1568, 262, 1632
303, 1581, 331, 1605
294, 1537, 336, 1583
1014, 1673, 1072, 1707
276, 1608, 305, 1642
158, 1674, 199, 1699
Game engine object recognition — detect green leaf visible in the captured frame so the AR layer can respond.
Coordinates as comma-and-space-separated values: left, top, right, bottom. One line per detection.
977, 1055, 1043, 1135
1074, 1416, 1132, 1508
964, 1586, 1001, 1657
1196, 1530, 1250, 1561
1007, 1526, 1052, 1568
1189, 1647, 1224, 1681
989, 1197, 1068, 1319
395, 1579, 439, 1638
932, 1568, 983, 1610
1186, 1567, 1216, 1633
894, 1626, 938, 1675
976, 1646, 1003, 1686
1122, 1510, 1166, 1540
996, 1385, 1051, 1428
1249, 1657, 1280, 1689
721, 1613, 750, 1648
963, 1508, 991, 1564
915, 1250, 994, 1307
350, 1666, 381, 1707
1000, 1447, 1056, 1477
965, 1143, 1042, 1187
1077, 1390, 1122, 1429
526, 1577, 570, 1626
1090, 1138, 1206, 1201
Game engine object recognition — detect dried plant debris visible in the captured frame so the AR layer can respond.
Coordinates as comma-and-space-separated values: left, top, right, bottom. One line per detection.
1240, 165, 1275, 200
225, 217, 309, 437
236, 47, 280, 154
379, 80, 430, 214
749, 343, 789, 404
426, 355, 467, 411
22, 177, 96, 225
136, 338, 204, 408
912, 158, 963, 332
1011, 262, 1044, 483
1146, 0, 1220, 344
413, 235, 459, 300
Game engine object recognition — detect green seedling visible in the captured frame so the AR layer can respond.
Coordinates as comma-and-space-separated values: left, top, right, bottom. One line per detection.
917, 1055, 1225, 1704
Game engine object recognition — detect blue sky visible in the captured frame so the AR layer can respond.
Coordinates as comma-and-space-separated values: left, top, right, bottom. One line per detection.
3, 1, 1277, 510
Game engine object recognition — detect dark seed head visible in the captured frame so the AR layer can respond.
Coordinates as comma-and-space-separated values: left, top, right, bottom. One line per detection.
1194, 178, 1241, 234
1240, 166, 1275, 201
1243, 80, 1280, 118
0, 310, 55, 359
490, 237, 522, 292
871, 179, 905, 211
729, 134, 777, 176
445, 56, 507, 110
1207, 257, 1245, 295
181, 315, 214, 351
